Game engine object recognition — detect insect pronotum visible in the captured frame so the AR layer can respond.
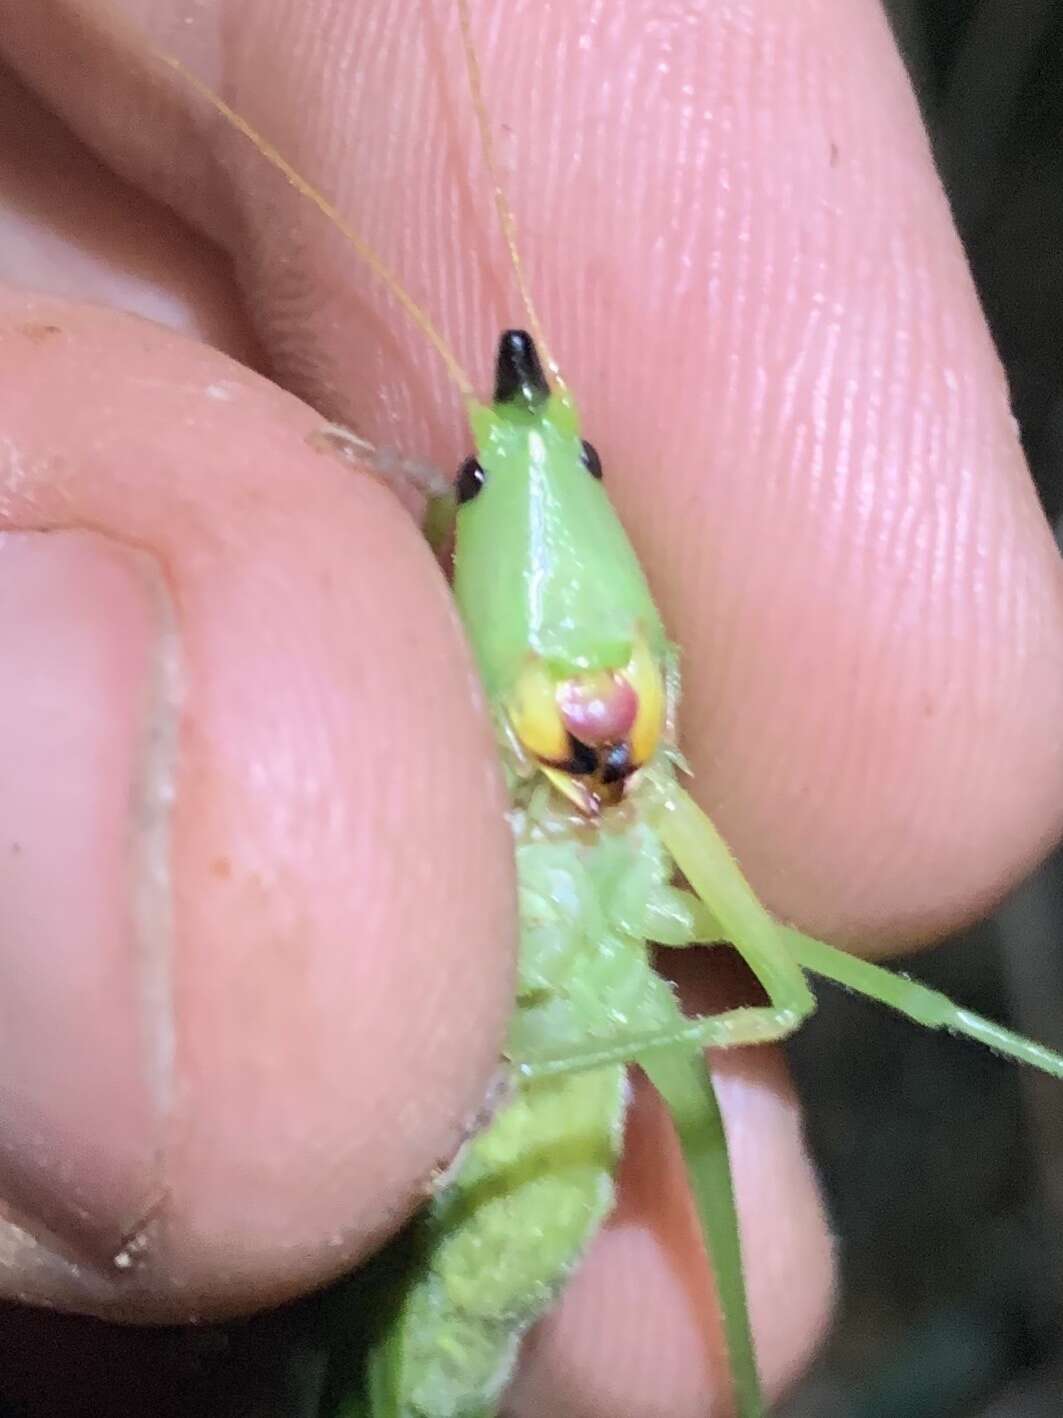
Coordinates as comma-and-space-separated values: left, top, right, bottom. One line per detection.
146, 5, 1063, 1416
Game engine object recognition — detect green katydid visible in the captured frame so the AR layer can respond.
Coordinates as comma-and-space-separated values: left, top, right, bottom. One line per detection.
152, 6, 1063, 1416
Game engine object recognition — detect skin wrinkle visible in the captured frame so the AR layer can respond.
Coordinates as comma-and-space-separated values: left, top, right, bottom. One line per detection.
106, 548, 182, 1271
128, 552, 180, 1131
0, 524, 173, 1272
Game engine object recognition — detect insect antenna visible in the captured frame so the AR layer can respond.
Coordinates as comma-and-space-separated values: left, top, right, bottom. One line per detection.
148, 47, 476, 403
454, 0, 564, 387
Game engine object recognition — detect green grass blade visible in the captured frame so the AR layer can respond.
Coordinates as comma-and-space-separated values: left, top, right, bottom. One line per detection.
639, 1045, 763, 1418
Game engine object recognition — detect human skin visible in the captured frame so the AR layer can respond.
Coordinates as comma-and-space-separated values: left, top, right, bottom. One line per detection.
0, 1, 1060, 1414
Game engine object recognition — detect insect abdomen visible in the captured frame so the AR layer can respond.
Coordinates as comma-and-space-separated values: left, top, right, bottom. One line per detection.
341, 811, 701, 1418
392, 1065, 627, 1416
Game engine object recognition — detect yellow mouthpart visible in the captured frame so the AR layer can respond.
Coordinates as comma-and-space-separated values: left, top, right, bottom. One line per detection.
625, 633, 665, 768
506, 632, 665, 804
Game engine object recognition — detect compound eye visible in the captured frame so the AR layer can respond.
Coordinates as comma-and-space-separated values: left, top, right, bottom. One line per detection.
580, 441, 603, 480
455, 456, 486, 504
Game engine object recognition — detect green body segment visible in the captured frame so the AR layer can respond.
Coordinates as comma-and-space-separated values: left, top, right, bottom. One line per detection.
344, 817, 705, 1418
452, 391, 667, 703
373, 1063, 626, 1418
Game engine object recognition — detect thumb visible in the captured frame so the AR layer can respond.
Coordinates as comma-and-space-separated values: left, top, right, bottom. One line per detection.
0, 291, 514, 1319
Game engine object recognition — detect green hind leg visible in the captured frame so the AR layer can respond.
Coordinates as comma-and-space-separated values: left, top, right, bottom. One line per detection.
785, 928, 1063, 1076
513, 993, 766, 1416
640, 1044, 764, 1418
672, 894, 1063, 1080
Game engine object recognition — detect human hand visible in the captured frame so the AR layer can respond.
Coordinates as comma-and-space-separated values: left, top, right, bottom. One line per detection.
0, 1, 1060, 1414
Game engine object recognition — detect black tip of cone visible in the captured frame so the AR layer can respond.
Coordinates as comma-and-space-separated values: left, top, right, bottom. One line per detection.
494, 330, 550, 407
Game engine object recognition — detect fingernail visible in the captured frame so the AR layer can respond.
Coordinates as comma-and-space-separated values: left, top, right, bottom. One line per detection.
0, 530, 177, 1263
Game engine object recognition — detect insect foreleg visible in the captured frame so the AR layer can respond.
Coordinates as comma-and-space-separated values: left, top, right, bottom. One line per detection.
515, 990, 813, 1079
515, 939, 813, 1080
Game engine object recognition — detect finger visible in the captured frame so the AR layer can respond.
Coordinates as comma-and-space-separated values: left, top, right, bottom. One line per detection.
7, 0, 1059, 954
0, 291, 514, 1319
0, 53, 254, 362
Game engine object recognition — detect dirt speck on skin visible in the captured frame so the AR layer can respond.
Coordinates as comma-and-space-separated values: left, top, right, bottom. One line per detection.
16, 322, 63, 343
